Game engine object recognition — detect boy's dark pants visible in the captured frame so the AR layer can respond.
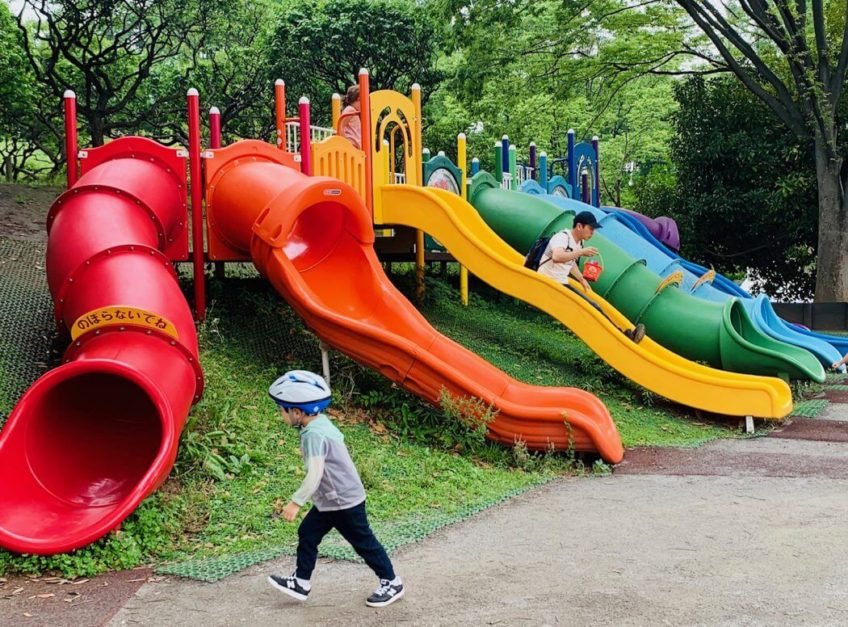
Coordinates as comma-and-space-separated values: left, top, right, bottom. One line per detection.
296, 501, 395, 581
564, 284, 621, 329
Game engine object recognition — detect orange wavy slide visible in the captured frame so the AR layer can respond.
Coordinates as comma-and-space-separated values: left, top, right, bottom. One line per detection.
204, 140, 623, 462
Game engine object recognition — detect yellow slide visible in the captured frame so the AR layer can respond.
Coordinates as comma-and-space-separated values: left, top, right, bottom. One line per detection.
379, 185, 792, 419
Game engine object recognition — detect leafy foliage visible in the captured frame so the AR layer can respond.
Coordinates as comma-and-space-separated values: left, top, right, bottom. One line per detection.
658, 76, 819, 299
0, 3, 58, 181
266, 0, 443, 123
424, 0, 682, 202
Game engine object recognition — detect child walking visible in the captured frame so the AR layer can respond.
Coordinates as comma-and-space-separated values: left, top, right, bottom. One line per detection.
266, 370, 404, 608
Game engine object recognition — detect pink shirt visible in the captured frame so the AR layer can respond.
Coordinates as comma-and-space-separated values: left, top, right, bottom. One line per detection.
339, 105, 362, 149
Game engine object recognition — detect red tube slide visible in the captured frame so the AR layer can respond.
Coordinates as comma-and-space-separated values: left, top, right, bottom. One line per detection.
0, 137, 203, 555
205, 140, 622, 462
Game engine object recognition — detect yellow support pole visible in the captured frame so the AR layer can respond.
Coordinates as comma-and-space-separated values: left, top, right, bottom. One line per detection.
382, 139, 390, 186
411, 83, 425, 301
457, 132, 469, 306
410, 84, 423, 186
331, 93, 341, 131
416, 229, 425, 303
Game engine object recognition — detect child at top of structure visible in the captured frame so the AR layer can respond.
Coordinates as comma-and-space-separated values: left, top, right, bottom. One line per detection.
266, 370, 404, 608
338, 85, 362, 150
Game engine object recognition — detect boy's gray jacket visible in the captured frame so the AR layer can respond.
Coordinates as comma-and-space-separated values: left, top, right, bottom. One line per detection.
292, 415, 366, 511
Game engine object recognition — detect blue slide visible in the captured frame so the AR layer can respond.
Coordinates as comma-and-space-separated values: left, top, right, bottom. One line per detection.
603, 205, 848, 359
519, 180, 847, 368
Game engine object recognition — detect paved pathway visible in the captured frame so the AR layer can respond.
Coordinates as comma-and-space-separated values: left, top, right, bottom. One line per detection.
4, 405, 847, 627
105, 404, 848, 626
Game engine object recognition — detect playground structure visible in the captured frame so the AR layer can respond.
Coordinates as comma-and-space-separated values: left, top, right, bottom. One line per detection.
500, 135, 847, 371
0, 72, 622, 556
2, 64, 843, 556
483, 132, 680, 251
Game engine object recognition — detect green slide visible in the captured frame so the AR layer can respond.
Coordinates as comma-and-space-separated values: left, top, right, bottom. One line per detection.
468, 173, 824, 382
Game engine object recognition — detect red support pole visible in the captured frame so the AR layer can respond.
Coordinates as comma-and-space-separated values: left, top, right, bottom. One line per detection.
275, 79, 285, 151
209, 107, 222, 149
358, 68, 373, 215
187, 88, 206, 321
298, 97, 312, 176
63, 90, 78, 189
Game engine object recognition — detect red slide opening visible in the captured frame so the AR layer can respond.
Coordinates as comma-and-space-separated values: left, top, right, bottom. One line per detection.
0, 137, 202, 555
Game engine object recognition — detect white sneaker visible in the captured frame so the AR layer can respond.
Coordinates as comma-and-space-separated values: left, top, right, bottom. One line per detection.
366, 579, 404, 608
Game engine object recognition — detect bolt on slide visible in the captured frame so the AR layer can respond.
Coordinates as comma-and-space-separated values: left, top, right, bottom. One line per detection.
0, 137, 203, 555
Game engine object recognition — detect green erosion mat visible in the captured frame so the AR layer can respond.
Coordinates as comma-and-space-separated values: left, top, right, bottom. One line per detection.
790, 399, 829, 418
0, 238, 59, 429
156, 477, 553, 582
793, 372, 848, 417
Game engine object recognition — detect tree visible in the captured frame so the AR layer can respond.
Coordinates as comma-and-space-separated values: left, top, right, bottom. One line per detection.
669, 0, 848, 302
430, 0, 682, 187
0, 2, 62, 181
123, 0, 279, 146
266, 0, 443, 123
659, 76, 818, 299
15, 0, 210, 146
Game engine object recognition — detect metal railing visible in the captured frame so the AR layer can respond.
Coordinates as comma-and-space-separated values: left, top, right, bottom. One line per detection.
517, 164, 536, 186
285, 121, 335, 154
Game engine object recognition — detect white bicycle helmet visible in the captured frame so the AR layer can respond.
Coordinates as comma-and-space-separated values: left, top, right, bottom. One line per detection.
268, 370, 331, 415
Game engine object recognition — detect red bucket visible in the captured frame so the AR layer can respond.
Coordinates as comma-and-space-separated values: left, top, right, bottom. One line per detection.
582, 260, 602, 282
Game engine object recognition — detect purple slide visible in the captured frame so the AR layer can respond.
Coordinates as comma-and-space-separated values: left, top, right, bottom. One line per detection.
611, 207, 680, 251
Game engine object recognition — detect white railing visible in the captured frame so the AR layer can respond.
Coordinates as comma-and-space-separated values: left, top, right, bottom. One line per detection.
516, 166, 531, 185
500, 172, 512, 190
393, 173, 406, 184
285, 121, 335, 154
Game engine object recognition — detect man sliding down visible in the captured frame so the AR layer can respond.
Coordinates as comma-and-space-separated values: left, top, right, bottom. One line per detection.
538, 210, 646, 344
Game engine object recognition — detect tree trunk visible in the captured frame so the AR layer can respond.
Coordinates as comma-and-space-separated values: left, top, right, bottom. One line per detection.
90, 115, 106, 147
814, 144, 848, 302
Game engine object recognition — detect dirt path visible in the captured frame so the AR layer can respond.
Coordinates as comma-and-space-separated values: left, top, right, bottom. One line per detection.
101, 407, 848, 627
0, 184, 58, 241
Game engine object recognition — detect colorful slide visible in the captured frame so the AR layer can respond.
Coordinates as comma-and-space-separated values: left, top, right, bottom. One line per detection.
580, 200, 843, 368
616, 208, 680, 251
375, 180, 793, 418
519, 183, 842, 368
204, 140, 623, 462
0, 138, 203, 555
602, 202, 848, 359
524, 181, 844, 367
469, 174, 824, 383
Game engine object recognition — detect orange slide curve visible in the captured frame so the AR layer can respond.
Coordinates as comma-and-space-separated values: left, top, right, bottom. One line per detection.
205, 141, 624, 462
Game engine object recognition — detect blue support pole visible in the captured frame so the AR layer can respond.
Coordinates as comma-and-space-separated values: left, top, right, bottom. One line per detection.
591, 136, 600, 207
501, 135, 509, 177
539, 152, 548, 190
567, 129, 576, 192
471, 157, 480, 175
529, 142, 537, 180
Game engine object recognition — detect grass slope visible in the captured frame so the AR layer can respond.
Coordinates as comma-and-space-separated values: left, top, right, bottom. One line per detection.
1, 267, 736, 578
